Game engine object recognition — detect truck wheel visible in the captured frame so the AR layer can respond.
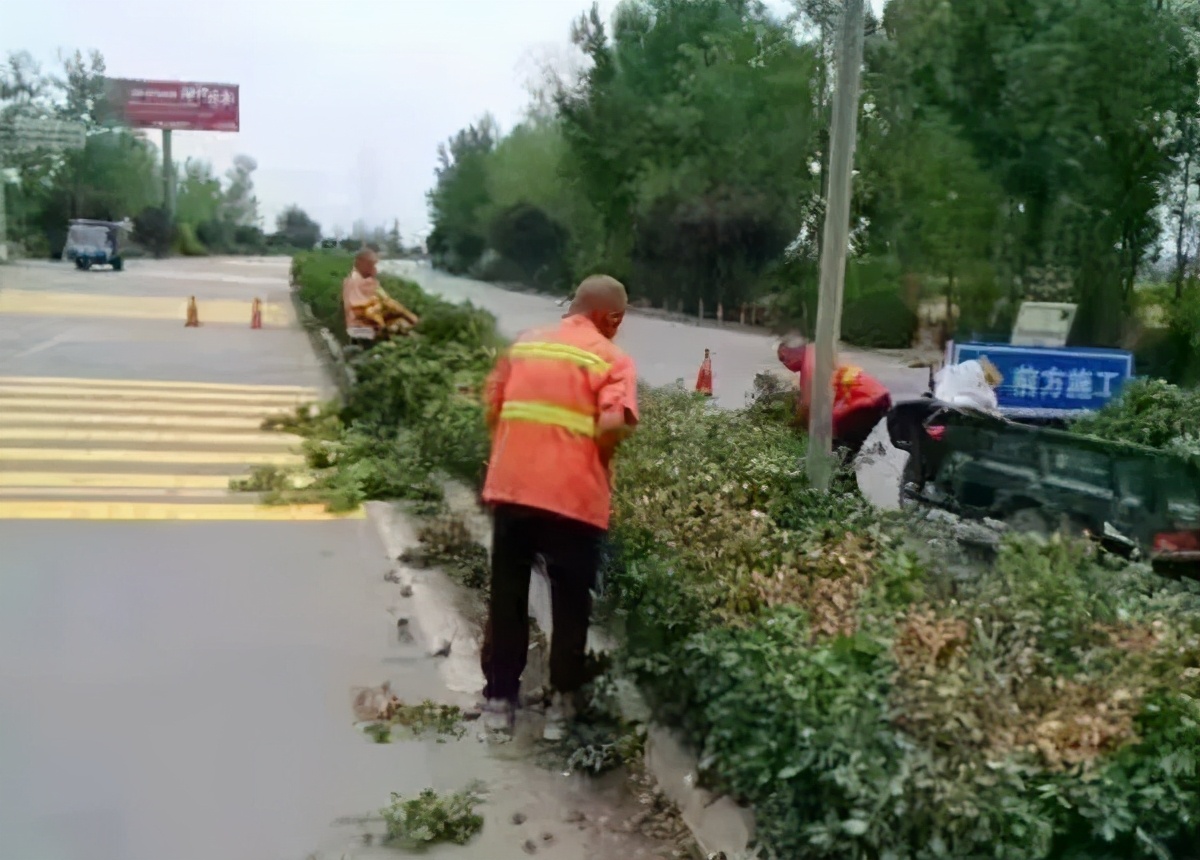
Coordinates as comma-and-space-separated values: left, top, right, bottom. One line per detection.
1005, 507, 1052, 538
898, 452, 923, 510
74, 257, 86, 270
80, 258, 92, 271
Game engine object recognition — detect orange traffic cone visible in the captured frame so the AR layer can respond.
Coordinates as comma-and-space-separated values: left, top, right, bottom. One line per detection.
695, 348, 713, 397
250, 297, 263, 329
185, 296, 200, 327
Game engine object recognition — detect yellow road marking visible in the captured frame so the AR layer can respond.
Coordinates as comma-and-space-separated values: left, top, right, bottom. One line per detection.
0, 472, 236, 489
0, 448, 305, 466
0, 501, 362, 521
0, 428, 302, 447
0, 397, 299, 417
0, 384, 312, 404
0, 486, 236, 499
0, 290, 291, 326
0, 375, 319, 395
0, 412, 265, 430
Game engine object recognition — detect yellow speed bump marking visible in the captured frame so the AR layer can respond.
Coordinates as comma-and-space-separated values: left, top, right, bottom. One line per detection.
0, 501, 362, 521
0, 384, 312, 404
0, 397, 300, 417
0, 448, 305, 466
0, 487, 236, 499
0, 290, 291, 326
0, 472, 237, 490
0, 376, 319, 395
0, 412, 266, 430
0, 428, 302, 447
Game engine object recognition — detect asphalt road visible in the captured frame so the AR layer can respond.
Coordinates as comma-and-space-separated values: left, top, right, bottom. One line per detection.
0, 257, 685, 860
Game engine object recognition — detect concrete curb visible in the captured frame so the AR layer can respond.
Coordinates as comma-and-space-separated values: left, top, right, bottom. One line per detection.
363, 488, 757, 859
287, 286, 354, 399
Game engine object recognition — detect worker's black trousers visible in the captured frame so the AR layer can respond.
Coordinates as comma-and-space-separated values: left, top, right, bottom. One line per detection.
481, 503, 604, 704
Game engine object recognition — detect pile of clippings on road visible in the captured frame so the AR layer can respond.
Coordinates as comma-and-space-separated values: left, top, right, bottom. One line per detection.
284, 252, 1200, 859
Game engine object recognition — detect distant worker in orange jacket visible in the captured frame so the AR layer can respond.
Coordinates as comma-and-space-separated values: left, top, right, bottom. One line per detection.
480, 275, 639, 737
342, 248, 419, 339
777, 337, 892, 467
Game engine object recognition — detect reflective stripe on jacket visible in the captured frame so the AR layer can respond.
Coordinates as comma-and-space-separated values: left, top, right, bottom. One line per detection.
791, 344, 890, 434
482, 315, 638, 530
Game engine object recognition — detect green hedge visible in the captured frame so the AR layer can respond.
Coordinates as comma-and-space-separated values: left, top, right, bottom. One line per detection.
290, 251, 442, 343
608, 390, 1200, 859
279, 252, 500, 509
286, 251, 1200, 859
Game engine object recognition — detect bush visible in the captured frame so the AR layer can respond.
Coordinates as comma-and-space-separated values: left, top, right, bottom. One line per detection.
771, 256, 916, 348
282, 251, 1200, 859
291, 250, 457, 343
841, 289, 917, 348
605, 387, 1200, 859
133, 206, 174, 258
1072, 378, 1200, 449
174, 222, 207, 257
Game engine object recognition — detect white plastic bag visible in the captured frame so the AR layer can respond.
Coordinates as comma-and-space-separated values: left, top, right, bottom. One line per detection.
933, 360, 1000, 413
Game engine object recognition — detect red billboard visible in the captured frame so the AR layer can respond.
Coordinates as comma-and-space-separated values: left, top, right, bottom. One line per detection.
105, 78, 239, 132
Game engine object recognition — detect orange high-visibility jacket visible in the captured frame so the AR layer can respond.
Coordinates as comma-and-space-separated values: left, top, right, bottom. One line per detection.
780, 344, 890, 434
482, 315, 639, 530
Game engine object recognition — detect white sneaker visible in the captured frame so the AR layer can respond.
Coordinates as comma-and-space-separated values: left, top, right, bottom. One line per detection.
481, 698, 516, 733
542, 693, 576, 742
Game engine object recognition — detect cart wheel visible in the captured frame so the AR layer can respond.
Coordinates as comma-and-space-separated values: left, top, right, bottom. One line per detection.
898, 453, 922, 510
80, 258, 92, 271
74, 257, 86, 270
1005, 507, 1052, 538
111, 257, 123, 272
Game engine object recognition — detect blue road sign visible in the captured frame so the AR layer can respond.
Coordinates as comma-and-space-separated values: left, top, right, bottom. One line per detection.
950, 342, 1135, 419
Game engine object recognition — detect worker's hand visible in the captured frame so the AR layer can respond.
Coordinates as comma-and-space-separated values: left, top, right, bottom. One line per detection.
597, 407, 635, 441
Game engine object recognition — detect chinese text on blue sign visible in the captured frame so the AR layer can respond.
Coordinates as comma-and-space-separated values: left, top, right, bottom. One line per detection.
950, 343, 1134, 418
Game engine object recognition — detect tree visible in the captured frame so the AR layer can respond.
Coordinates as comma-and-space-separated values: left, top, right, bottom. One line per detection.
488, 202, 569, 286
134, 205, 173, 258
276, 205, 321, 249
426, 116, 497, 271
176, 159, 223, 228
221, 154, 259, 227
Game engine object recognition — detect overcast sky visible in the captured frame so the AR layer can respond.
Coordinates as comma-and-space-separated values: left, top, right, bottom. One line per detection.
2, 0, 885, 241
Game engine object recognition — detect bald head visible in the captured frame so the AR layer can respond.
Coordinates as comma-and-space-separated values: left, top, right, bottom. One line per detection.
354, 248, 379, 277
568, 275, 627, 314
566, 275, 628, 339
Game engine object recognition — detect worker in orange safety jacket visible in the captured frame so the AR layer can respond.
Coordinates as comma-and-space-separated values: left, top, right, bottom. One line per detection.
479, 274, 639, 737
777, 337, 892, 468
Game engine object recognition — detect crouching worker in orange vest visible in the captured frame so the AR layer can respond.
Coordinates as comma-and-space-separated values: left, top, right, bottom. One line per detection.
479, 275, 639, 738
777, 337, 892, 471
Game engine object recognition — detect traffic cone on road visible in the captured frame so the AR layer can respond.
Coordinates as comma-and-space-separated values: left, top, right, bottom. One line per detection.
695, 348, 713, 397
250, 297, 263, 329
185, 296, 200, 327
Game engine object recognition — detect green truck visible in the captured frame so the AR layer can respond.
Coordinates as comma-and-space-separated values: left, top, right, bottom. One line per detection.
888, 399, 1200, 567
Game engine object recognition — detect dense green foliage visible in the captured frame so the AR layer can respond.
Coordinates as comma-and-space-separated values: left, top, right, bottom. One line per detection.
1073, 378, 1200, 453
285, 251, 1200, 859
284, 252, 498, 510
1, 49, 314, 258
427, 0, 1200, 356
608, 389, 1200, 860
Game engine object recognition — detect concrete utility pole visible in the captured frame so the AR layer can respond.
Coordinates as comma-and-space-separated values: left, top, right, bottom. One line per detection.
807, 0, 866, 491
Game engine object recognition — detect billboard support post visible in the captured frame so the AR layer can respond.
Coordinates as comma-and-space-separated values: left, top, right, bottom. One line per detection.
104, 79, 240, 220
162, 129, 175, 218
